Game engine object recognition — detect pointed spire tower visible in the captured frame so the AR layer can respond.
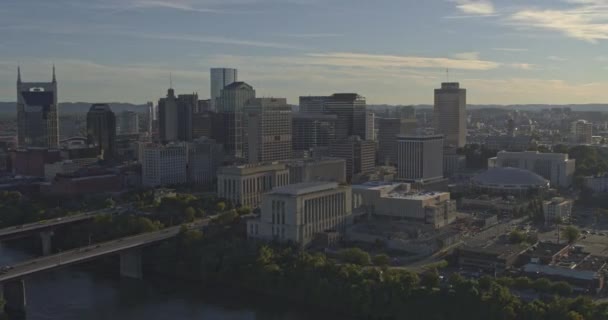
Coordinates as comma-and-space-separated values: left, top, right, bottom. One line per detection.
52, 64, 56, 83
17, 66, 21, 84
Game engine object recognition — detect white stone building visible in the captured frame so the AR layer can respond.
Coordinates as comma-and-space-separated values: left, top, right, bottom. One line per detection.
141, 143, 188, 187
247, 182, 353, 247
217, 162, 290, 208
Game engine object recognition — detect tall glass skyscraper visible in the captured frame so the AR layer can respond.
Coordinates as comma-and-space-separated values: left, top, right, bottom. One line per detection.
210, 68, 238, 111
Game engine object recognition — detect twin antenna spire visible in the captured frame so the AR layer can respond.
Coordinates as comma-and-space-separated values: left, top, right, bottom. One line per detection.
17, 65, 56, 82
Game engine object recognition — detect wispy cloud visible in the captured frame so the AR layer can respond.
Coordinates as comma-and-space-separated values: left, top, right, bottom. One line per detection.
450, 0, 496, 16
275, 33, 343, 38
508, 0, 608, 43
548, 55, 567, 61
492, 47, 529, 52
452, 52, 480, 60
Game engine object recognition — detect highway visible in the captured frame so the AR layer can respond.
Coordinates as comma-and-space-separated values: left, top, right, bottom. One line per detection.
0, 208, 116, 240
0, 220, 209, 283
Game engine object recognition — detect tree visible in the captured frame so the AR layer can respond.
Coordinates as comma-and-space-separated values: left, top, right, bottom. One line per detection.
216, 202, 226, 212
562, 226, 580, 243
509, 230, 526, 244
533, 278, 552, 293
215, 210, 238, 225
104, 198, 116, 209
420, 268, 440, 289
236, 206, 252, 215
551, 281, 573, 296
339, 248, 371, 265
372, 254, 391, 267
183, 207, 196, 222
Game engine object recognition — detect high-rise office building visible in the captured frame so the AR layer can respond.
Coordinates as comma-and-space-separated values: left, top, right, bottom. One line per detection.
299, 96, 327, 113
434, 83, 466, 148
16, 66, 59, 148
365, 111, 375, 141
330, 136, 375, 182
324, 93, 367, 140
292, 113, 337, 151
396, 135, 444, 183
377, 118, 418, 165
298, 93, 367, 140
177, 93, 197, 142
187, 137, 224, 190
118, 111, 139, 135
210, 68, 238, 111
158, 88, 179, 143
217, 82, 256, 159
147, 102, 154, 140
244, 98, 292, 164
571, 119, 593, 144
86, 104, 116, 160
141, 143, 188, 187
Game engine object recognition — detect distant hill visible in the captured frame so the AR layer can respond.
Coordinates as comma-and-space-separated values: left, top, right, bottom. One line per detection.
0, 102, 148, 115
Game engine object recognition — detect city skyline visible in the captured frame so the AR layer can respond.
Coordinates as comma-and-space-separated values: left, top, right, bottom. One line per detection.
3, 0, 608, 105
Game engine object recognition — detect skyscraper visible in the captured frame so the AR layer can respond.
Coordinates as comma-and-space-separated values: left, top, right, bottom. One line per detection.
217, 81, 256, 159
244, 98, 292, 164
396, 135, 444, 183
177, 93, 197, 142
377, 118, 418, 165
571, 119, 593, 144
292, 113, 337, 152
210, 68, 238, 111
86, 104, 116, 160
434, 82, 466, 148
158, 88, 179, 143
330, 136, 375, 183
16, 66, 59, 148
299, 96, 327, 113
118, 111, 139, 135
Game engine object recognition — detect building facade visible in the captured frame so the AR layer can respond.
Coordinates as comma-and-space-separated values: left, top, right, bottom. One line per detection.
247, 182, 353, 247
292, 113, 337, 152
244, 98, 292, 164
217, 82, 256, 159
543, 197, 573, 224
330, 136, 376, 183
396, 135, 444, 183
324, 93, 367, 140
86, 104, 116, 160
217, 162, 290, 208
16, 67, 59, 148
571, 120, 593, 144
177, 93, 197, 142
210, 68, 237, 111
489, 151, 576, 188
158, 88, 179, 143
434, 82, 466, 148
141, 143, 188, 187
377, 118, 418, 165
118, 111, 139, 135
352, 182, 455, 228
187, 137, 224, 190
285, 157, 347, 184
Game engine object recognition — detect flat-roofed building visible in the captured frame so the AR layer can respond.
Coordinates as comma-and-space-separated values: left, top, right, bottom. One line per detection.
217, 162, 290, 208
377, 117, 417, 165
330, 136, 375, 183
543, 197, 573, 224
292, 113, 337, 151
489, 151, 576, 188
285, 157, 346, 184
396, 135, 444, 183
352, 182, 456, 228
247, 182, 353, 247
141, 143, 188, 187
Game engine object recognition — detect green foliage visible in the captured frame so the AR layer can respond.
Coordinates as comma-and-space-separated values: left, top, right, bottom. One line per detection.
509, 230, 527, 244
236, 206, 252, 215
551, 281, 573, 296
420, 268, 440, 289
215, 210, 239, 225
216, 201, 226, 212
339, 248, 371, 266
372, 254, 391, 267
562, 226, 580, 243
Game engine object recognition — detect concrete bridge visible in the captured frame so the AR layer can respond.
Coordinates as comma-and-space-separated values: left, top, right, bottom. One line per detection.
0, 220, 209, 316
0, 207, 121, 256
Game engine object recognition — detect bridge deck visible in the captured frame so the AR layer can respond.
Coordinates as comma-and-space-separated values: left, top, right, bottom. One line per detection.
0, 220, 208, 283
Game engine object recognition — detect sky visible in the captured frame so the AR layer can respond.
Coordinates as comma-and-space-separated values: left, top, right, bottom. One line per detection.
2, 0, 608, 105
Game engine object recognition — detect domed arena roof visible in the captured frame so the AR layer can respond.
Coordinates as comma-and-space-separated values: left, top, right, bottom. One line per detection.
472, 167, 549, 189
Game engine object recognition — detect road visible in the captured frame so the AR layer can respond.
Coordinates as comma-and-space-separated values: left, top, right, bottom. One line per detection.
0, 220, 209, 283
0, 208, 116, 240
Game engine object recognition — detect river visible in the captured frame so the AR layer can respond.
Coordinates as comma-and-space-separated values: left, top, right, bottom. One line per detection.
0, 244, 345, 320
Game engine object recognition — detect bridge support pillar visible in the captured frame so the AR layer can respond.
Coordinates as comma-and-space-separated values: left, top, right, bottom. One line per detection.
2, 280, 26, 316
40, 230, 54, 256
120, 249, 142, 279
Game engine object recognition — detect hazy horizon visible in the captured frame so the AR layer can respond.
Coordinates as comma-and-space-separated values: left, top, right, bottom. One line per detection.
3, 0, 608, 105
